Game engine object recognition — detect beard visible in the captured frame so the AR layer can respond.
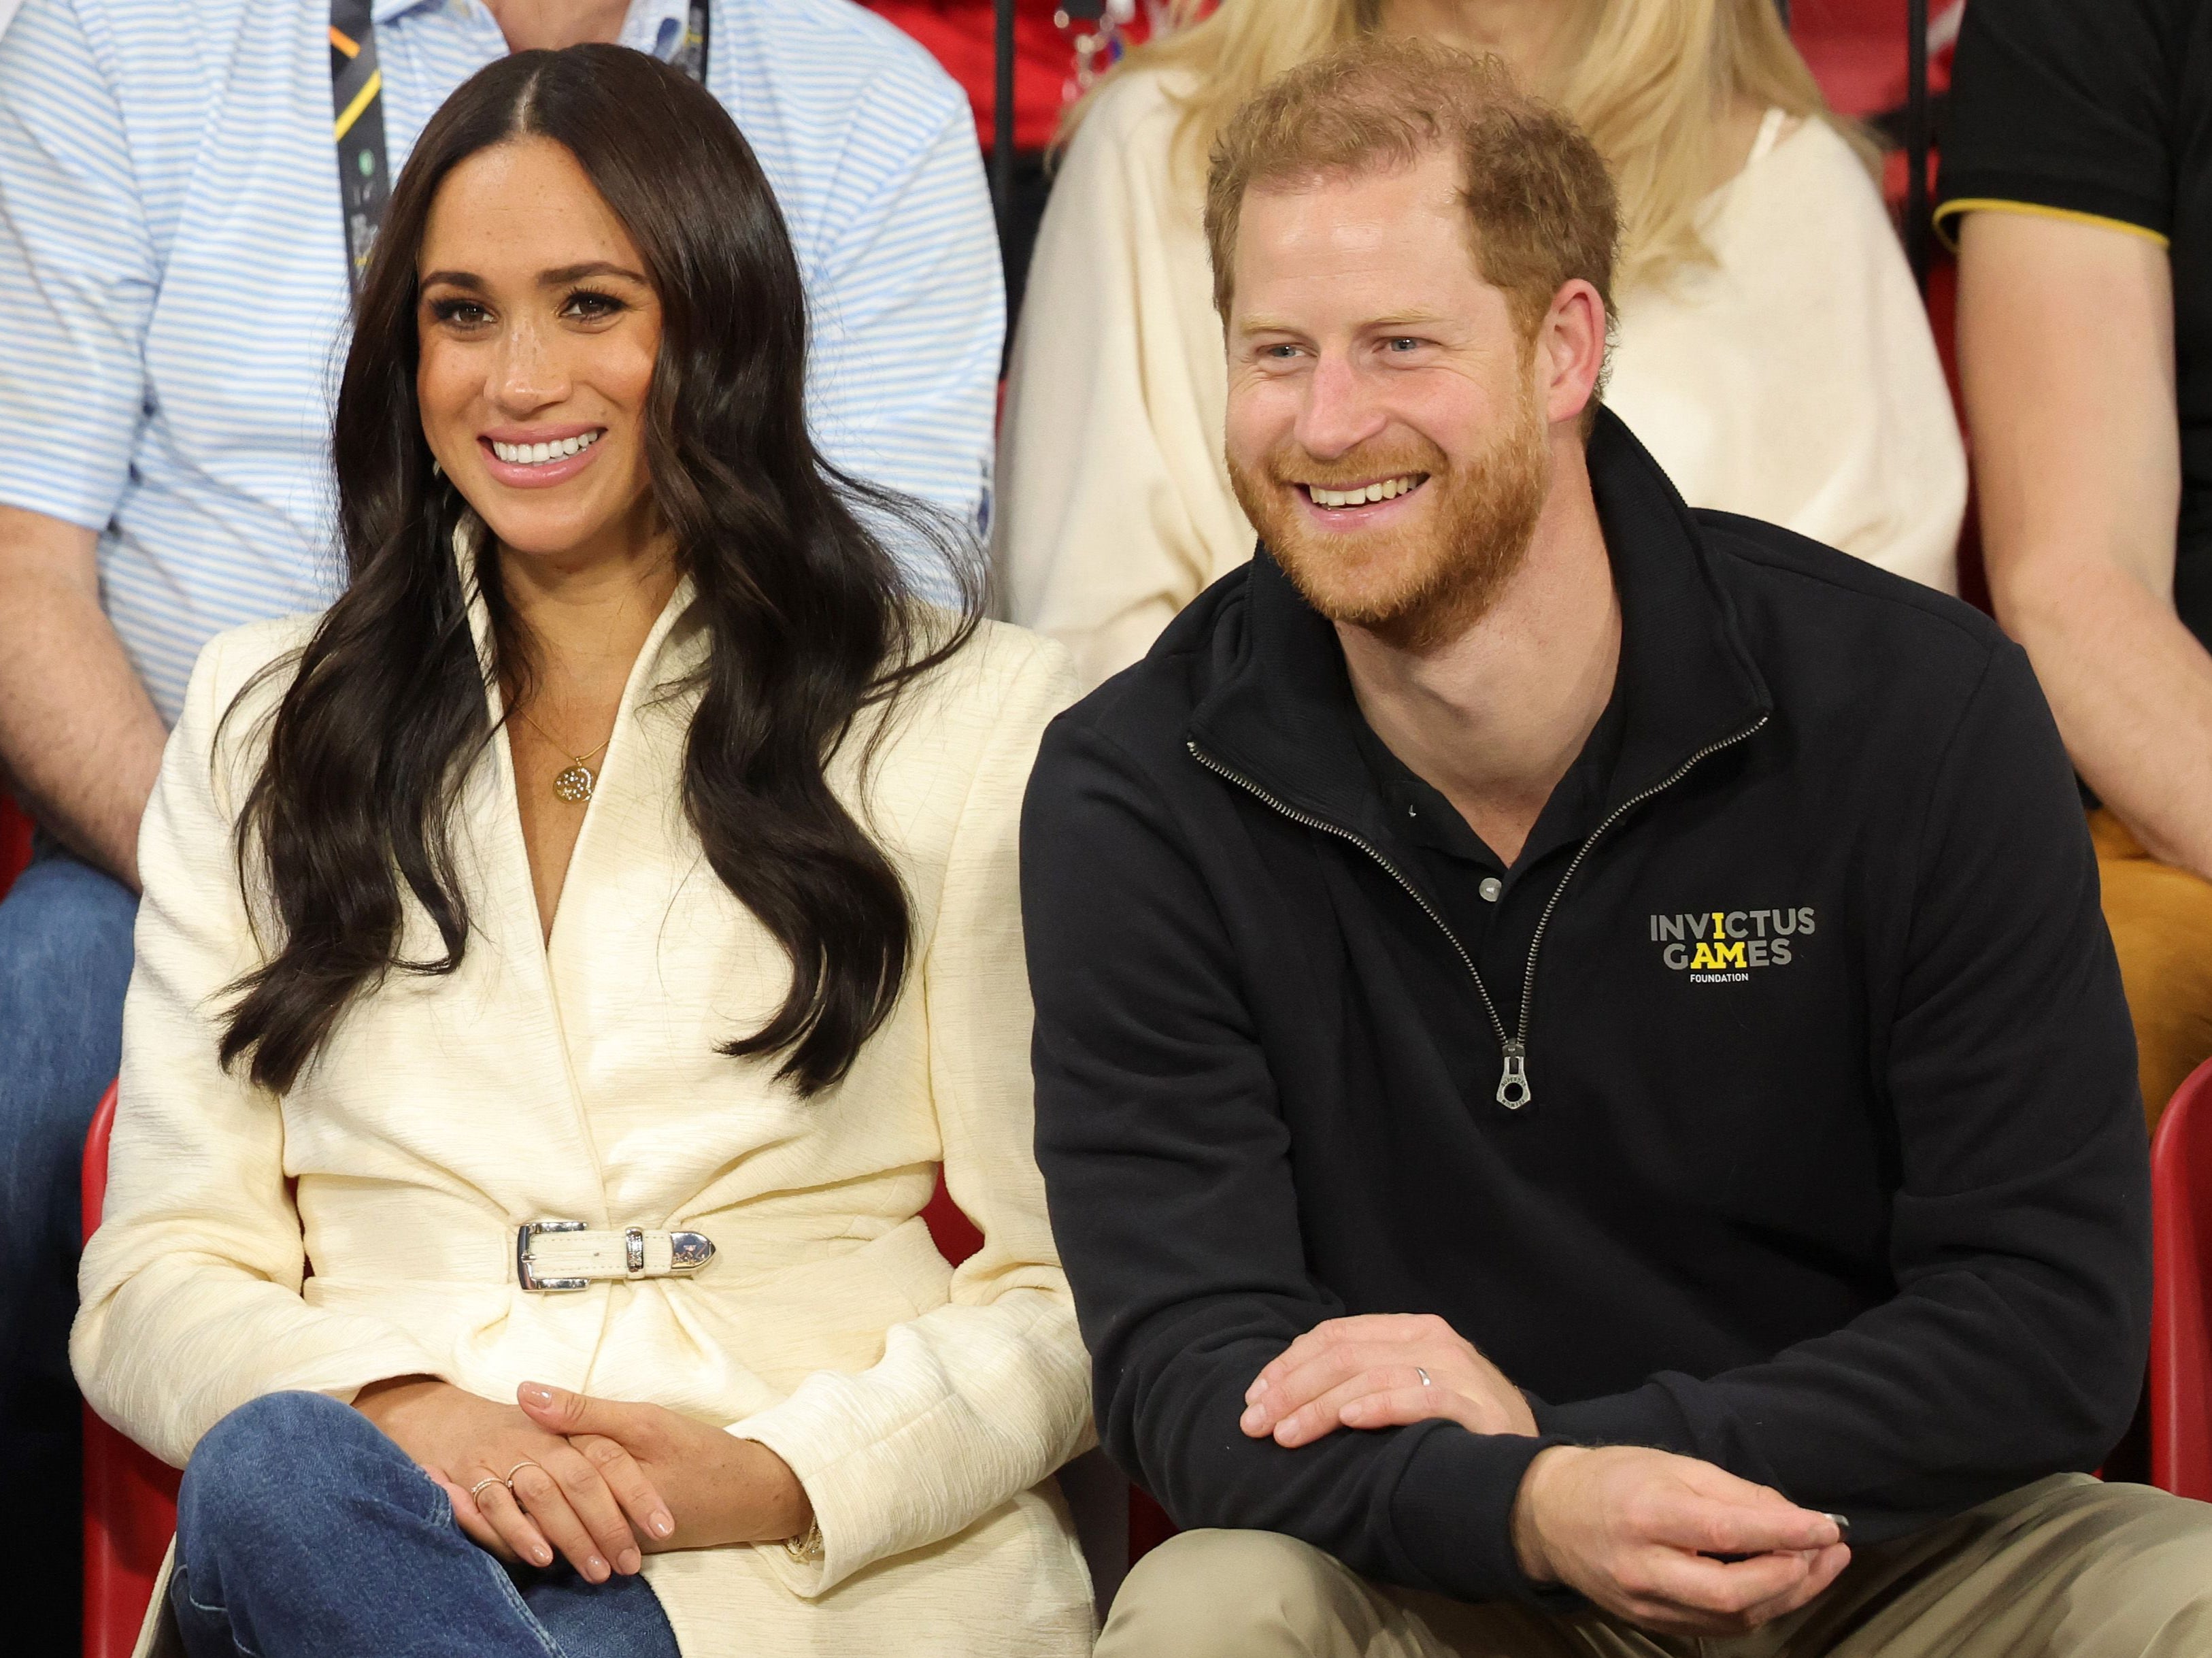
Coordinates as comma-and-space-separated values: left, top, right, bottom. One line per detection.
1228, 387, 1552, 652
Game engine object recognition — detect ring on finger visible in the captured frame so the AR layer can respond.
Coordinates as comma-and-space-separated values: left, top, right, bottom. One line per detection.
468, 1475, 507, 1502
1415, 1367, 1433, 1387
504, 1460, 544, 1485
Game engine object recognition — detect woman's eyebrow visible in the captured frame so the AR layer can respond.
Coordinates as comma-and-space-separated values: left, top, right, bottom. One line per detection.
538, 261, 648, 286
416, 263, 648, 292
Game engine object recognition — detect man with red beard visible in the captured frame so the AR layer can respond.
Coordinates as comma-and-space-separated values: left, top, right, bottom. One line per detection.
1022, 35, 2212, 1658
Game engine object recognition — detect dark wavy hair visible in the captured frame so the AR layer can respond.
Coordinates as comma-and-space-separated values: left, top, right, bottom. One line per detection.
218, 46, 981, 1096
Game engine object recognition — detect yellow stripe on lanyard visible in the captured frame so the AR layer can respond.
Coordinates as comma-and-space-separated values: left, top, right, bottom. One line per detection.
333, 68, 382, 144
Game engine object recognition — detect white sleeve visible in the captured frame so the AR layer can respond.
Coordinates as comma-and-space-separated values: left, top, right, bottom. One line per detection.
800, 71, 1003, 606
0, 0, 156, 528
71, 629, 446, 1467
726, 637, 1092, 1595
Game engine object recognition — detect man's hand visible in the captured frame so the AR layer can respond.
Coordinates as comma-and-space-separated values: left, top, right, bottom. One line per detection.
1239, 1313, 1537, 1447
516, 1381, 812, 1551
1512, 1445, 1849, 1637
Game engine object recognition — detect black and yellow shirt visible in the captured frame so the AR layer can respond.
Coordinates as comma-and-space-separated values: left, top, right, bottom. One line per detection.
1939, 0, 2212, 648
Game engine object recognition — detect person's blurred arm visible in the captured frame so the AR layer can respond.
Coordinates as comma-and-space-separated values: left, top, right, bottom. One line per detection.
794, 56, 1001, 606
0, 505, 166, 886
1956, 209, 2212, 878
0, 0, 171, 886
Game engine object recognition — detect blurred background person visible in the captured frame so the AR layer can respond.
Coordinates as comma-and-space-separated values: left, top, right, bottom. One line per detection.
999, 0, 1968, 689
0, 0, 999, 1644
862, 0, 1163, 335
1942, 0, 2212, 1130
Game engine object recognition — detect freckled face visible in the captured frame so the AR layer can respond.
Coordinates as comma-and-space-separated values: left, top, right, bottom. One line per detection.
414, 137, 664, 563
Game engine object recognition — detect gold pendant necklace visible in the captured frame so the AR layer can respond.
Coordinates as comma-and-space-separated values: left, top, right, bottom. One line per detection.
516, 710, 614, 805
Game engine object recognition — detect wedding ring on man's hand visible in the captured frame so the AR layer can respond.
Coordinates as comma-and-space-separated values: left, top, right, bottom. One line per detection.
1415, 1367, 1433, 1387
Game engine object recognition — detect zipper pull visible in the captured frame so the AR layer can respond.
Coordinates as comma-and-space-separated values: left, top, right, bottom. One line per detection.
1496, 1041, 1532, 1110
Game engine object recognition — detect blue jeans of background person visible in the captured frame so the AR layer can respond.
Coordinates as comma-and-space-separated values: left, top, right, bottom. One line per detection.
175, 1391, 684, 1658
0, 838, 139, 1653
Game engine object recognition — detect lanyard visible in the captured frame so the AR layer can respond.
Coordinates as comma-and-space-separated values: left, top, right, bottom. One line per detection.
327, 0, 712, 297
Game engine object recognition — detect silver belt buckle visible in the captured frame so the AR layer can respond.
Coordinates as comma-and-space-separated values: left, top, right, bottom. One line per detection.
517, 1219, 590, 1293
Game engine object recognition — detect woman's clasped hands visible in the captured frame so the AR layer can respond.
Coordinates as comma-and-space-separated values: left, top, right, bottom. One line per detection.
354, 1376, 811, 1582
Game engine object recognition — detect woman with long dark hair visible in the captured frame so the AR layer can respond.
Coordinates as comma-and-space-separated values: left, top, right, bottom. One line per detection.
72, 46, 1093, 1658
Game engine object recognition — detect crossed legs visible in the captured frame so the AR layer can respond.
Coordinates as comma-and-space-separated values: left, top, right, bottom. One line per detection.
173, 1391, 680, 1658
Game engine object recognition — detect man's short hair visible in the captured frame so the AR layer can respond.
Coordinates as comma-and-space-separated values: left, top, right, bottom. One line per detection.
1203, 35, 1620, 348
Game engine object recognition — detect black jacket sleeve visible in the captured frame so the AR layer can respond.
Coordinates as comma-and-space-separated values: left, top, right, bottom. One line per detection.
1022, 716, 1570, 1604
1537, 641, 2152, 1536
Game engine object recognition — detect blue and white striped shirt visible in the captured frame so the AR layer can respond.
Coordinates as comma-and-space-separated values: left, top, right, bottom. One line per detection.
0, 0, 1001, 723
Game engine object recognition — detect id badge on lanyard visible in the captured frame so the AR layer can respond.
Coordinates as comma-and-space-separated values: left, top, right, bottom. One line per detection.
326, 0, 712, 299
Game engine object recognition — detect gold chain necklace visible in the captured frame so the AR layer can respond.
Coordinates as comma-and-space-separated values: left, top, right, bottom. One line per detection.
514, 708, 614, 804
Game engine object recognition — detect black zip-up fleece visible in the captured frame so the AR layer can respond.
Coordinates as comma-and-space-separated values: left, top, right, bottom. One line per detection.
1022, 412, 2150, 1607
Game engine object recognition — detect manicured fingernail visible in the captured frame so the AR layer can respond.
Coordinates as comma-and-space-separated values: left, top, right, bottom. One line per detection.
519, 1382, 554, 1408
651, 1512, 674, 1538
533, 1544, 552, 1565
588, 1555, 607, 1579
618, 1549, 641, 1574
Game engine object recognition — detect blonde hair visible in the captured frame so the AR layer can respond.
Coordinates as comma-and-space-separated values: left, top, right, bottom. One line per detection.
1077, 0, 1853, 291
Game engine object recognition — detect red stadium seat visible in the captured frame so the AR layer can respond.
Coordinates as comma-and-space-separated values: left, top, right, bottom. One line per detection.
1, 794, 32, 897
1789, 0, 1958, 121
922, 1169, 984, 1265
2151, 1057, 2212, 1500
80, 1082, 180, 1658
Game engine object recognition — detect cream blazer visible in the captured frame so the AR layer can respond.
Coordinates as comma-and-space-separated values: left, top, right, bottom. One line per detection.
996, 70, 1968, 690
71, 559, 1096, 1657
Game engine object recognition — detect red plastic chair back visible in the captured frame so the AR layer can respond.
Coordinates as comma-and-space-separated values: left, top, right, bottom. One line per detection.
1, 795, 32, 897
82, 1083, 183, 1658
2151, 1058, 2212, 1499
921, 1170, 984, 1266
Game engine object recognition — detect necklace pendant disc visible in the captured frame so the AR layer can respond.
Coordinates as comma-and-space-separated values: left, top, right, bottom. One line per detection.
552, 763, 595, 804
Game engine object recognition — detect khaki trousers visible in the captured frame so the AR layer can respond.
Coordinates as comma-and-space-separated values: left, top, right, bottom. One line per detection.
2093, 808, 2212, 1130
1096, 1475, 2212, 1657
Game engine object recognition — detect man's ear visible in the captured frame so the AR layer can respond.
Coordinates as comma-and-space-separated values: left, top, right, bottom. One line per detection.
1537, 279, 1607, 428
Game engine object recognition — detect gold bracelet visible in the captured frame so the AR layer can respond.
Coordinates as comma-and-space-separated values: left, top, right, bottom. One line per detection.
782, 1514, 824, 1564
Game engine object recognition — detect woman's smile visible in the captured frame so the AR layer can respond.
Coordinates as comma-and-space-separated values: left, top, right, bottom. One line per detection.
477, 422, 609, 489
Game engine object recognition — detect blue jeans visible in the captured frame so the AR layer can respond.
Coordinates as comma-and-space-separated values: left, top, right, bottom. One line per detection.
0, 839, 139, 1651
174, 1392, 684, 1658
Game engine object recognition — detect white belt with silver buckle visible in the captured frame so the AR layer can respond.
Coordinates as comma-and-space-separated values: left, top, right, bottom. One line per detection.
516, 1220, 717, 1293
